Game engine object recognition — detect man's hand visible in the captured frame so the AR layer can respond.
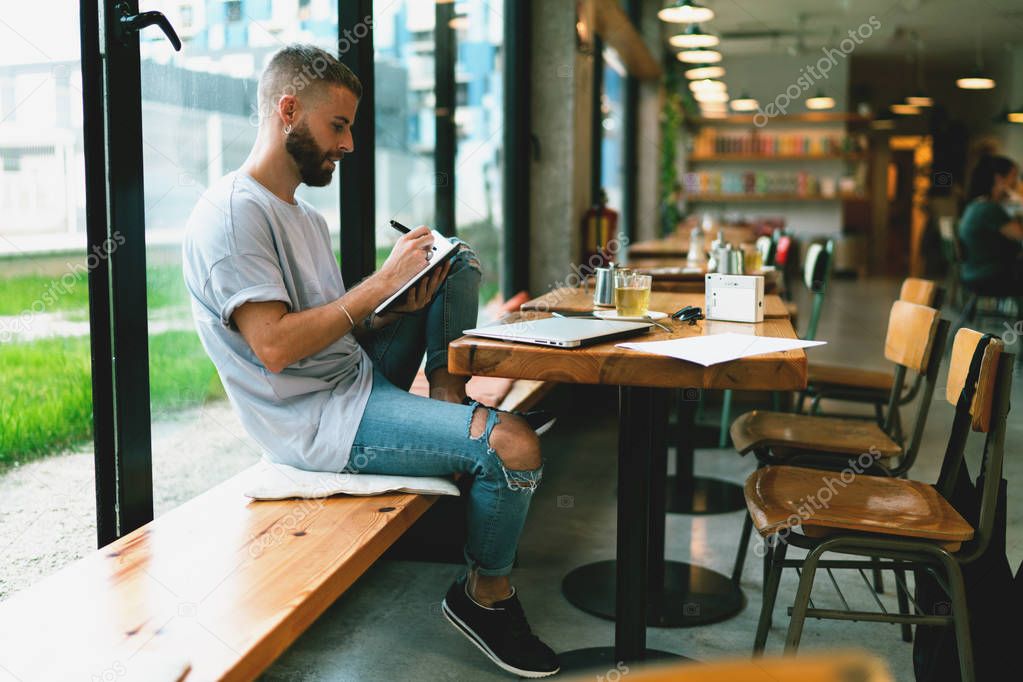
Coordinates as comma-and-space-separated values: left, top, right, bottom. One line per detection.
378, 225, 435, 288
389, 257, 452, 314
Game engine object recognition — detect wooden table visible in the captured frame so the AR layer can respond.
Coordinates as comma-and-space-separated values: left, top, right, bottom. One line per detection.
448, 295, 806, 669
522, 287, 790, 319
627, 226, 756, 259
622, 261, 781, 295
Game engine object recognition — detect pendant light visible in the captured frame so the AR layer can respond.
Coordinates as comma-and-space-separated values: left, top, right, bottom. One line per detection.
688, 79, 726, 93
694, 90, 729, 104
730, 92, 759, 112
1007, 106, 1023, 124
677, 47, 722, 64
669, 24, 719, 49
805, 91, 835, 110
684, 65, 725, 80
658, 0, 714, 24
957, 33, 996, 90
957, 72, 996, 90
890, 103, 921, 115
905, 36, 933, 107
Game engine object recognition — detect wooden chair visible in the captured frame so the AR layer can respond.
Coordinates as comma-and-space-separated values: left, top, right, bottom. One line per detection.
796, 278, 944, 442
718, 239, 834, 447
745, 329, 1010, 682
730, 301, 949, 585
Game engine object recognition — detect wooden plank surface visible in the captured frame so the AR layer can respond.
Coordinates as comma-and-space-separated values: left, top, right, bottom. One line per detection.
626, 226, 756, 258
451, 292, 807, 391
521, 287, 790, 319
746, 465, 974, 543
0, 467, 438, 681
623, 262, 780, 295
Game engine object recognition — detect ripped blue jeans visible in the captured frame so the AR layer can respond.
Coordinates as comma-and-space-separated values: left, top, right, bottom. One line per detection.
348, 239, 542, 576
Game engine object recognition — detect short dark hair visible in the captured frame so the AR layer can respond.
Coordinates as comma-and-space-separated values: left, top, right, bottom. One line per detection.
258, 44, 362, 119
967, 154, 1017, 201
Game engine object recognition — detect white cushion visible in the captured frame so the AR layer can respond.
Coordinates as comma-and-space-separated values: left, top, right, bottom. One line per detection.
242, 459, 461, 500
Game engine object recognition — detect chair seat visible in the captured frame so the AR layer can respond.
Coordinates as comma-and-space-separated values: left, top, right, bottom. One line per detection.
807, 362, 893, 393
730, 410, 903, 458
745, 465, 975, 546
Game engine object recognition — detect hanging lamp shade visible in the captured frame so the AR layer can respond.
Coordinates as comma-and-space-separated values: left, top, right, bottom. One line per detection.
669, 24, 720, 49
805, 91, 835, 110
658, 0, 714, 24
905, 94, 934, 107
677, 47, 722, 64
688, 78, 726, 93
890, 103, 921, 115
956, 70, 996, 89
730, 93, 759, 112
684, 65, 725, 80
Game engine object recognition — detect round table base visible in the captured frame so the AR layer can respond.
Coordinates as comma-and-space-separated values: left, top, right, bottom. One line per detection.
562, 559, 745, 627
555, 647, 683, 677
664, 476, 747, 515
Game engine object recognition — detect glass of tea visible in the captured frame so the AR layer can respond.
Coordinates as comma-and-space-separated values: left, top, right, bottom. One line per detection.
614, 272, 652, 317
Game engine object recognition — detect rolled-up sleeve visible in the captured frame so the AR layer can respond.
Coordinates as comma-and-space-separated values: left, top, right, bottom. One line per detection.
207, 253, 291, 330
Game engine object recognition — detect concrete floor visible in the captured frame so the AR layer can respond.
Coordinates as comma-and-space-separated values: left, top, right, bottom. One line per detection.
264, 277, 1023, 681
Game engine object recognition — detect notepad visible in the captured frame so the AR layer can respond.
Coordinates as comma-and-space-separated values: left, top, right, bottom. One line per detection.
616, 332, 826, 367
374, 230, 459, 314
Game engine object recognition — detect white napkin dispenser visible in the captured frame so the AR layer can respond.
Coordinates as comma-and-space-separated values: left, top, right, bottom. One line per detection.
705, 274, 765, 323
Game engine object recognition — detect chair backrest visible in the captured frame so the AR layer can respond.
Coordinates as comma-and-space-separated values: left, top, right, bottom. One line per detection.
755, 235, 774, 266
883, 300, 941, 373
899, 278, 939, 307
945, 329, 1004, 433
879, 301, 947, 470
935, 329, 1013, 564
802, 239, 835, 341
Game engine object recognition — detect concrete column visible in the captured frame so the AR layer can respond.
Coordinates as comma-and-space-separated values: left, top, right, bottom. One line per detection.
528, 0, 596, 295
634, 0, 665, 242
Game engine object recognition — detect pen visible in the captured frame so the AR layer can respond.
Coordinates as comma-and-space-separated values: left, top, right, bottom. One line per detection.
389, 219, 411, 234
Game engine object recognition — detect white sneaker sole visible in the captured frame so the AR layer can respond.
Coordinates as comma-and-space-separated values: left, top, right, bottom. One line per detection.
441, 599, 559, 678
532, 418, 556, 437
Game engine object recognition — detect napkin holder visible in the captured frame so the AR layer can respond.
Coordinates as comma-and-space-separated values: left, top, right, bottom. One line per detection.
705, 274, 764, 323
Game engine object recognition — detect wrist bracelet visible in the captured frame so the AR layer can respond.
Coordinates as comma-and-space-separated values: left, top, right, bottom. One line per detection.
335, 301, 355, 328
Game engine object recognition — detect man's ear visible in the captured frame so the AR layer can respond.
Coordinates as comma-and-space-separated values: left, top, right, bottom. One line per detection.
277, 93, 299, 126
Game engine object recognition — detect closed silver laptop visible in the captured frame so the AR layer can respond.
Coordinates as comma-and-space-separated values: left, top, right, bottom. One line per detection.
463, 317, 653, 348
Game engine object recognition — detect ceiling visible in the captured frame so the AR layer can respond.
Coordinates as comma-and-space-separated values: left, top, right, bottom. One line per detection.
681, 0, 1023, 62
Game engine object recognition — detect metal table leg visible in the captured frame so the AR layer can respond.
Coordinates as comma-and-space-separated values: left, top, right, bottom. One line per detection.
664, 391, 746, 515
557, 386, 678, 672
562, 388, 745, 631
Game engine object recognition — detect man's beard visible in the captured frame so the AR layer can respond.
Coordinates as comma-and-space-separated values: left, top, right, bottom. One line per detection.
285, 120, 336, 187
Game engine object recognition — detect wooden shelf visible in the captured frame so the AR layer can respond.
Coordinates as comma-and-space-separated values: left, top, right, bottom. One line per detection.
684, 193, 866, 203
689, 154, 866, 162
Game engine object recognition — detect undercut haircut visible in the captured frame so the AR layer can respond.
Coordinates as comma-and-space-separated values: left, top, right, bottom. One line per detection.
258, 44, 362, 120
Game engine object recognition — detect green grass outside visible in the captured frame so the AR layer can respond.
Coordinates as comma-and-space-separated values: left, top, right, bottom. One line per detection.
0, 331, 224, 467
0, 263, 191, 320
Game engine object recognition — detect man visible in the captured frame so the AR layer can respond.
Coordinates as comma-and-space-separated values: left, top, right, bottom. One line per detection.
182, 45, 558, 678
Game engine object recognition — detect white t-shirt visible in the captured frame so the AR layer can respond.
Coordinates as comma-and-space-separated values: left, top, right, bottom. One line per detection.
182, 171, 373, 471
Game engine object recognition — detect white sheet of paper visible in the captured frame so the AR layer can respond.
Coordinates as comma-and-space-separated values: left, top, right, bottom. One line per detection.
616, 332, 826, 367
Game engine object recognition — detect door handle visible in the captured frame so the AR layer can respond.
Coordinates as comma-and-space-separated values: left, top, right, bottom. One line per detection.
114, 1, 182, 51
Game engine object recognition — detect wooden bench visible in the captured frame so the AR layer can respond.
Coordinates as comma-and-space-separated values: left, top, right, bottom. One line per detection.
0, 378, 552, 681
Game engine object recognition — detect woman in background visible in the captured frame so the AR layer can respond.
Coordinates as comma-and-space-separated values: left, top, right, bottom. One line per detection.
958, 154, 1023, 295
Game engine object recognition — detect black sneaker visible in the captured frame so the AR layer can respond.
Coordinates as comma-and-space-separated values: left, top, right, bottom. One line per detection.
441, 579, 559, 678
464, 398, 557, 436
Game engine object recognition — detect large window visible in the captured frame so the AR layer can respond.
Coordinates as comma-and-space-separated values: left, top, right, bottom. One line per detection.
139, 0, 340, 515
0, 3, 95, 600
600, 46, 626, 218
454, 0, 505, 307
0, 0, 518, 572
373, 1, 437, 268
